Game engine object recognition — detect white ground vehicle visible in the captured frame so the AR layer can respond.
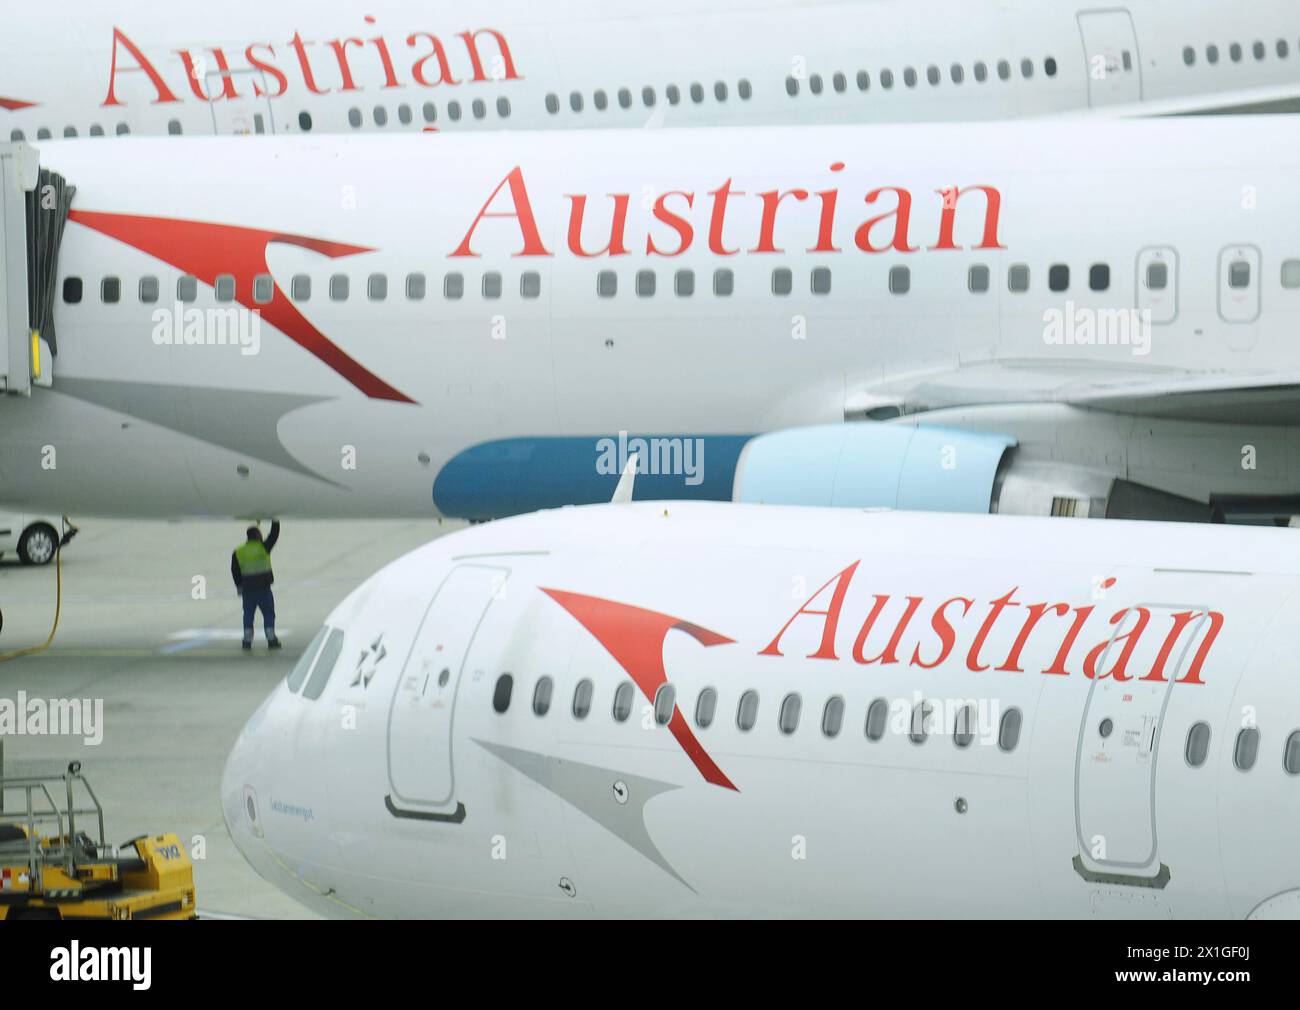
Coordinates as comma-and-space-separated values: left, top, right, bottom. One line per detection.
0, 511, 76, 565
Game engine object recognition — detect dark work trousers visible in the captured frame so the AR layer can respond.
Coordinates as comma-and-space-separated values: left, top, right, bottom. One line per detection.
241, 587, 277, 643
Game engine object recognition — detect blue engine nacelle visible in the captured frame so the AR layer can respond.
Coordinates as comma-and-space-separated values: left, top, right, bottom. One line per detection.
733, 424, 1017, 513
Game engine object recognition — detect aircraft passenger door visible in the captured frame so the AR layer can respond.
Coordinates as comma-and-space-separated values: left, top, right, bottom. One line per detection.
204, 68, 276, 135
386, 564, 508, 812
1136, 247, 1177, 325
1077, 10, 1142, 106
1074, 603, 1212, 885
1218, 246, 1262, 324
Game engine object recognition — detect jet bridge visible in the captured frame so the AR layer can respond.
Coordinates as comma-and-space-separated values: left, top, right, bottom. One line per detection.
0, 143, 73, 395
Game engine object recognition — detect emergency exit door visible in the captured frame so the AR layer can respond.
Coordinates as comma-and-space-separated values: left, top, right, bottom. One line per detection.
387, 564, 507, 811
1075, 603, 1211, 882
205, 68, 275, 135
1077, 10, 1142, 106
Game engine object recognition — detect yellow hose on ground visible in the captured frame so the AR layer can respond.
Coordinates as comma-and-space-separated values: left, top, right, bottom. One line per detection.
0, 542, 63, 662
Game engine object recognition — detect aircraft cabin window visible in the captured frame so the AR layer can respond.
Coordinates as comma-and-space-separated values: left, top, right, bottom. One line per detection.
737, 690, 760, 732
715, 81, 728, 101
675, 270, 694, 296
253, 275, 274, 305
954, 705, 976, 748
90, 125, 104, 137
62, 277, 82, 304
1021, 58, 1034, 78
1253, 41, 1265, 60
618, 88, 632, 108
889, 265, 910, 295
1285, 731, 1300, 775
997, 59, 1011, 80
1089, 263, 1110, 291
857, 70, 870, 90
472, 99, 486, 120
668, 85, 682, 106
1183, 46, 1196, 66
302, 628, 345, 701
594, 90, 608, 111
444, 272, 464, 300
348, 108, 362, 128
63, 127, 78, 138
9, 130, 22, 142
653, 684, 676, 726
778, 693, 802, 735
1185, 721, 1212, 768
1146, 262, 1168, 290
951, 63, 964, 84
520, 272, 541, 298
642, 86, 656, 107
498, 98, 511, 118
482, 272, 502, 299
811, 267, 832, 295
1207, 44, 1219, 65
532, 676, 553, 717
101, 277, 121, 304
406, 273, 426, 300
572, 678, 594, 719
423, 102, 437, 123
690, 83, 704, 103
833, 72, 847, 93
909, 701, 932, 744
822, 696, 845, 738
1278, 40, 1290, 59
810, 73, 824, 94
974, 61, 988, 82
1234, 726, 1261, 771
636, 270, 656, 297
286, 626, 328, 693
1008, 264, 1030, 293
1282, 260, 1300, 288
329, 274, 349, 301
116, 123, 130, 136
739, 79, 753, 99
612, 681, 634, 723
37, 128, 51, 140
714, 269, 734, 296
968, 264, 990, 293
1229, 260, 1251, 289
167, 120, 182, 135
998, 708, 1023, 752
492, 673, 514, 714
927, 65, 940, 85
366, 274, 387, 301
545, 94, 559, 114
177, 276, 198, 303
772, 268, 792, 295
398, 104, 412, 125
299, 111, 312, 131
597, 271, 617, 298
903, 67, 917, 87
1045, 57, 1058, 76
881, 69, 894, 89
291, 275, 311, 302
1230, 43, 1242, 63
865, 698, 889, 741
215, 275, 236, 303
139, 277, 159, 304
1049, 264, 1069, 292
695, 688, 718, 728
448, 101, 462, 121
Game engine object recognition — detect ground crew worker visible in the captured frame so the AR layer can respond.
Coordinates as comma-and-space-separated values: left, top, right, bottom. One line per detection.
232, 520, 281, 650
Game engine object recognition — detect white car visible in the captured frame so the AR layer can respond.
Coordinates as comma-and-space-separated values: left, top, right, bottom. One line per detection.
0, 513, 77, 565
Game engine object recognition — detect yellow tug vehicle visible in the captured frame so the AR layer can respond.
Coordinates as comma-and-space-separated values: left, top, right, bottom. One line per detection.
1, 762, 195, 920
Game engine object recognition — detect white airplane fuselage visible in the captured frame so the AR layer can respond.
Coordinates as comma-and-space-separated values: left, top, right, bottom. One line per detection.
4, 0, 1300, 141
2, 117, 1299, 520
221, 502, 1300, 918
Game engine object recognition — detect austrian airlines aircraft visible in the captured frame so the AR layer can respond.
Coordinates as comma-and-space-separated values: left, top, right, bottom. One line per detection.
221, 501, 1300, 917
2, 116, 1299, 523
3, 0, 1300, 140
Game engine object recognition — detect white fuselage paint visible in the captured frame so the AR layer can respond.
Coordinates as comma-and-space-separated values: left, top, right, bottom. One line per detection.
4, 0, 1300, 141
221, 502, 1300, 918
1, 117, 1298, 518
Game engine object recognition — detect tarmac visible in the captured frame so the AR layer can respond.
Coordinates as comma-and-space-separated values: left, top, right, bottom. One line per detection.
0, 516, 461, 918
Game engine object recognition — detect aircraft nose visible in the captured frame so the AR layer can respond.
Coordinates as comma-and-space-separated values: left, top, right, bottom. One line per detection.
221, 694, 275, 871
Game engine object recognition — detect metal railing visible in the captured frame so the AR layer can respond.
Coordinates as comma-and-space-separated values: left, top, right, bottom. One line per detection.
0, 761, 106, 889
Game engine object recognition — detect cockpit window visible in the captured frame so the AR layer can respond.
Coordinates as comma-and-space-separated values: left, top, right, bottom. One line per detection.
287, 626, 328, 693
301, 628, 345, 701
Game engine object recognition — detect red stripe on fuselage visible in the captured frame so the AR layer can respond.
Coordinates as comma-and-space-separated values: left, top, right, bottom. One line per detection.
0, 97, 37, 111
542, 587, 738, 791
67, 210, 414, 403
